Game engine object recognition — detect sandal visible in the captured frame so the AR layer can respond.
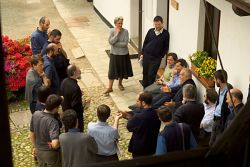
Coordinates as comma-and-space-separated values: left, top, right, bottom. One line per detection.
104, 88, 113, 94
118, 84, 125, 91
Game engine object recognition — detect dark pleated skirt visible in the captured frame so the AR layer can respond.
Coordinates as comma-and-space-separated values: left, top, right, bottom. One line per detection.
108, 53, 133, 80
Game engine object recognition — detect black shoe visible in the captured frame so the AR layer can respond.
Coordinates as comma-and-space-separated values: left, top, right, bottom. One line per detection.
139, 80, 144, 87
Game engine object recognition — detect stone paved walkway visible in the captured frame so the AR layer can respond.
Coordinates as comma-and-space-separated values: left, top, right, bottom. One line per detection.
53, 0, 143, 111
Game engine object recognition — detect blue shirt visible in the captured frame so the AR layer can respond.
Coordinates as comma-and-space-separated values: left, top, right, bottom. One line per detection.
155, 122, 198, 155
214, 87, 228, 117
87, 121, 119, 156
43, 55, 60, 94
164, 73, 180, 89
31, 28, 48, 54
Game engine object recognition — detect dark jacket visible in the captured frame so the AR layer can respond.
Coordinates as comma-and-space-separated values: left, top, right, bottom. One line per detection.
160, 122, 192, 152
60, 78, 83, 113
173, 101, 205, 140
127, 108, 161, 156
173, 79, 196, 109
142, 28, 169, 59
225, 103, 244, 129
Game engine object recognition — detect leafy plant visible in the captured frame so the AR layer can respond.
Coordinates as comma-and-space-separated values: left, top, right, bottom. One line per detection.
188, 50, 208, 68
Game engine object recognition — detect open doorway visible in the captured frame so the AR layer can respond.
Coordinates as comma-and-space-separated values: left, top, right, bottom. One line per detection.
130, 0, 139, 50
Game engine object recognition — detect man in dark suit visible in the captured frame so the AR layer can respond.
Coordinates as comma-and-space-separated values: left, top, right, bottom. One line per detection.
173, 84, 205, 141
119, 92, 161, 158
152, 68, 196, 110
141, 16, 169, 88
60, 64, 84, 132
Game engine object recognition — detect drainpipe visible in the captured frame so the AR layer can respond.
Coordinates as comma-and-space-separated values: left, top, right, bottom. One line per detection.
138, 0, 142, 57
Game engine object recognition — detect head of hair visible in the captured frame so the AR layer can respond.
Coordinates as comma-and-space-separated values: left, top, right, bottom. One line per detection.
182, 68, 192, 79
153, 16, 163, 23
182, 84, 197, 100
214, 69, 228, 83
138, 92, 153, 105
206, 89, 218, 104
37, 86, 51, 103
39, 16, 47, 24
30, 54, 43, 66
167, 53, 178, 62
157, 106, 173, 122
50, 29, 62, 37
175, 58, 188, 68
67, 64, 77, 77
45, 94, 62, 111
46, 43, 55, 54
97, 104, 111, 122
114, 16, 123, 24
61, 109, 78, 130
231, 89, 243, 102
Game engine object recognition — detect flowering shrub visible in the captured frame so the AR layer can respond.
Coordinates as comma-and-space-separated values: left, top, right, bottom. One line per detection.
189, 50, 217, 79
2, 35, 32, 99
196, 57, 217, 79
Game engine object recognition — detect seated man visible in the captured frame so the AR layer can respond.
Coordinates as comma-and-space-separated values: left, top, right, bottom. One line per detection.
145, 58, 187, 96
155, 106, 197, 155
173, 84, 205, 141
87, 104, 122, 162
152, 68, 196, 110
59, 109, 98, 167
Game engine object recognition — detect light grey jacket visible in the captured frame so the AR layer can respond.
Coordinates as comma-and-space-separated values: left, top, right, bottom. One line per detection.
108, 28, 129, 55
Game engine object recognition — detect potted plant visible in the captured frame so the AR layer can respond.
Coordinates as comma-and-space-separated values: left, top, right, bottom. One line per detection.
189, 51, 216, 88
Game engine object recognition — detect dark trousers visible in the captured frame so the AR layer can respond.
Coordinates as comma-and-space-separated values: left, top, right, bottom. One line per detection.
36, 150, 61, 167
29, 101, 37, 114
77, 112, 84, 132
152, 92, 172, 109
209, 118, 223, 146
142, 56, 161, 88
95, 154, 119, 162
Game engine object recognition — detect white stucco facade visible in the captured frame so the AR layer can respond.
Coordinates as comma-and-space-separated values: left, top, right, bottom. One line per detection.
93, 0, 250, 102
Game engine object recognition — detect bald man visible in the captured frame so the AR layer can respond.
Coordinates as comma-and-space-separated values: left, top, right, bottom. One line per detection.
43, 43, 60, 94
31, 17, 50, 54
225, 88, 244, 129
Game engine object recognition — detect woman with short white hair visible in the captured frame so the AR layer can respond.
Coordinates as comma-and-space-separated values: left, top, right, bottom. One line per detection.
104, 16, 133, 95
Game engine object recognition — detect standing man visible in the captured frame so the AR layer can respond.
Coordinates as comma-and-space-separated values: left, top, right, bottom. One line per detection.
41, 29, 69, 84
43, 43, 60, 94
31, 17, 50, 54
60, 109, 98, 167
200, 89, 218, 146
60, 64, 85, 132
225, 88, 244, 129
173, 84, 205, 141
30, 94, 62, 167
141, 16, 169, 88
209, 69, 232, 146
25, 55, 48, 114
119, 92, 161, 157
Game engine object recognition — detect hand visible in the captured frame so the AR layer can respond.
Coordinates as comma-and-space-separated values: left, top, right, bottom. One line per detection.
115, 27, 121, 33
140, 55, 143, 59
115, 112, 123, 120
39, 71, 45, 78
164, 101, 175, 107
48, 142, 52, 149
32, 148, 36, 158
161, 86, 170, 92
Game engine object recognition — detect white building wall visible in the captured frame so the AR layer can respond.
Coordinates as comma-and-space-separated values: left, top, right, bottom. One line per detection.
207, 0, 250, 102
168, 0, 250, 102
93, 0, 131, 34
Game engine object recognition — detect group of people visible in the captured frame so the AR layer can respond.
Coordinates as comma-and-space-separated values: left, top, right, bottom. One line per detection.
24, 15, 250, 167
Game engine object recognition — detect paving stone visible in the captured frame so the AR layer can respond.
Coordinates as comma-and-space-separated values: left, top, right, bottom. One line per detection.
71, 47, 85, 59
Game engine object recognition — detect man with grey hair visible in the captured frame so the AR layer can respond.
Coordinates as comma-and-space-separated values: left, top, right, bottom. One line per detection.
173, 84, 204, 141
60, 64, 85, 132
31, 17, 50, 54
152, 68, 196, 110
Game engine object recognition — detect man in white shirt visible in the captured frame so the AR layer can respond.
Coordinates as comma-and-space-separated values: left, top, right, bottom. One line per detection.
200, 89, 218, 146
